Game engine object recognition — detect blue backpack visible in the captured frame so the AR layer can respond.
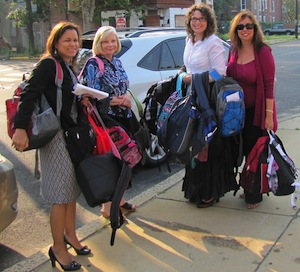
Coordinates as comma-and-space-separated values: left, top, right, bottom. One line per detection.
211, 77, 245, 137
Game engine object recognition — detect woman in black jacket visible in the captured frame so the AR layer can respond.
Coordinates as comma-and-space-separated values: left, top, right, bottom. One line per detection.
12, 22, 90, 271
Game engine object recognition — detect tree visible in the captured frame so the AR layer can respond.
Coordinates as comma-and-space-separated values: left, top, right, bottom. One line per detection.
93, 0, 145, 27
213, 0, 236, 33
283, 0, 300, 22
81, 0, 95, 32
6, 0, 50, 54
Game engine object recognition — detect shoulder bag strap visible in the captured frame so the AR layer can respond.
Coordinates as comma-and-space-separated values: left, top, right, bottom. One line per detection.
34, 57, 63, 179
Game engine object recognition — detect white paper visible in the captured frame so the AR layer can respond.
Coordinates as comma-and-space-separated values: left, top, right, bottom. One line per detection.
226, 92, 240, 102
73, 83, 109, 100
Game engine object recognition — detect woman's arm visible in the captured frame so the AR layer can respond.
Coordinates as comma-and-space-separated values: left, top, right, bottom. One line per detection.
110, 91, 132, 108
259, 46, 276, 130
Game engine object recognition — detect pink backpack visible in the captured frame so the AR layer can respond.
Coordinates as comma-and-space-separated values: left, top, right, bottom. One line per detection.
107, 126, 142, 168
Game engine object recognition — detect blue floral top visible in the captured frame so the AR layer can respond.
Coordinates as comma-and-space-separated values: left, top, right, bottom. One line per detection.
80, 55, 131, 118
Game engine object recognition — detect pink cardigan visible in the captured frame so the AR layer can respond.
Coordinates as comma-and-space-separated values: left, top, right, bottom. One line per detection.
227, 45, 278, 131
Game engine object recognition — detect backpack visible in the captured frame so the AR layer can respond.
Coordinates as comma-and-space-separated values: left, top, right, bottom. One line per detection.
157, 72, 217, 164
240, 135, 270, 194
6, 61, 62, 141
107, 126, 142, 168
240, 131, 297, 196
156, 72, 187, 131
143, 73, 187, 134
211, 77, 245, 137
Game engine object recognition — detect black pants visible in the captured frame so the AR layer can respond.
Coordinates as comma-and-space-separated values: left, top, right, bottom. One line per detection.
243, 108, 264, 204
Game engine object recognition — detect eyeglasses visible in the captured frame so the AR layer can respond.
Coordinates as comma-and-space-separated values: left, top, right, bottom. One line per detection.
190, 17, 206, 23
236, 23, 255, 30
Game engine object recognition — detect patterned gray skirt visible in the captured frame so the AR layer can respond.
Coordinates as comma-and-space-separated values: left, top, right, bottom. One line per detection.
39, 129, 81, 203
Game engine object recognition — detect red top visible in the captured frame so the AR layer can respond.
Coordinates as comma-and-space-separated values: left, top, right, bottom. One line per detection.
227, 45, 277, 131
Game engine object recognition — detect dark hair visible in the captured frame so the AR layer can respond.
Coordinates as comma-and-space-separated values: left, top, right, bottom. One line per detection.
42, 21, 81, 67
229, 10, 269, 51
185, 2, 217, 41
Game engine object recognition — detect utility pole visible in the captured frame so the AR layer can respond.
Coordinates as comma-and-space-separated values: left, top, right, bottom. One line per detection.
296, 0, 299, 39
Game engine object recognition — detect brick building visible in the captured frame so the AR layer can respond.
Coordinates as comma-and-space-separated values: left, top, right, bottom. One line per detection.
0, 0, 289, 53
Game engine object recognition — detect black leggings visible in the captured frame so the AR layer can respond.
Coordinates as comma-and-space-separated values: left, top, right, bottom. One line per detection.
243, 108, 264, 204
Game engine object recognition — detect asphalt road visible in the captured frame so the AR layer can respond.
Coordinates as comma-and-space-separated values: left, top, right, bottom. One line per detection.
0, 59, 183, 270
0, 39, 300, 270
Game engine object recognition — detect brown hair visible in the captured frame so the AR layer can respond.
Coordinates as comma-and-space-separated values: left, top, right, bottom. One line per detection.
42, 21, 81, 67
185, 2, 217, 41
229, 10, 269, 51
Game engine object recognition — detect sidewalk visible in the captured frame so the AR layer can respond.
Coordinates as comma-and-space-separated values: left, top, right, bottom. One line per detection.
4, 116, 300, 272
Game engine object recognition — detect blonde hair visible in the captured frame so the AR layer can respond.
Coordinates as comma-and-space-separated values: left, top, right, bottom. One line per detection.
92, 26, 122, 55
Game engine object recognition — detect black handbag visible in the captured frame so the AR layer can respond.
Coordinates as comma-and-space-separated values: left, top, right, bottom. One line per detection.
77, 152, 126, 206
76, 102, 131, 246
64, 108, 96, 166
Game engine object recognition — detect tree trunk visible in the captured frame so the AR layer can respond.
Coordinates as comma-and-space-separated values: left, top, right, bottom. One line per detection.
82, 0, 96, 32
25, 0, 35, 54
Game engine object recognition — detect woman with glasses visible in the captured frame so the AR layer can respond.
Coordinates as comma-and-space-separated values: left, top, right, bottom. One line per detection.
181, 3, 234, 208
181, 3, 226, 84
227, 11, 277, 209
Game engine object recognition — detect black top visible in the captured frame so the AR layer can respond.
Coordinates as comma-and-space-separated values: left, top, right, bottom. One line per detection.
14, 57, 79, 130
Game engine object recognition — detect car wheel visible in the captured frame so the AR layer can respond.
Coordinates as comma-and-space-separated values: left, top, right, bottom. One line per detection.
143, 133, 168, 167
264, 31, 270, 36
286, 31, 291, 35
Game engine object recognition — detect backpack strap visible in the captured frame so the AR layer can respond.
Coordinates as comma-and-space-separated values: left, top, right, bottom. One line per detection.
176, 72, 187, 94
77, 55, 105, 81
191, 72, 218, 142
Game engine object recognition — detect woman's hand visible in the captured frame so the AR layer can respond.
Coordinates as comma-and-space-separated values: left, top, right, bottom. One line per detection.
12, 129, 29, 152
182, 74, 191, 84
265, 111, 274, 131
81, 94, 94, 107
110, 91, 132, 108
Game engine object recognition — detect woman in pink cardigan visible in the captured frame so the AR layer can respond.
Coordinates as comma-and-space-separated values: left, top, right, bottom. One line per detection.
227, 10, 277, 209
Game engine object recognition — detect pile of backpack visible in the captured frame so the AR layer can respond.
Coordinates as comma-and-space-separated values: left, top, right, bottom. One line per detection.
143, 70, 245, 165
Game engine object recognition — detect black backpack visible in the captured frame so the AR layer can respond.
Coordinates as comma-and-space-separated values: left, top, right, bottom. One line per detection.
157, 72, 217, 164
143, 74, 187, 134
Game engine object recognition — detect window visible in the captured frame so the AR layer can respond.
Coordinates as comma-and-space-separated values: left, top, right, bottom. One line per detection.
164, 38, 185, 69
138, 38, 185, 71
240, 0, 246, 10
139, 45, 161, 71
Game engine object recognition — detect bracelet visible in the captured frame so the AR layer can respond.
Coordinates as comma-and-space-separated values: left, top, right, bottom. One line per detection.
266, 109, 273, 113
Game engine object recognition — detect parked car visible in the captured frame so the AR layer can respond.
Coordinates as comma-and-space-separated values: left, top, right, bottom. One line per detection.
82, 27, 185, 39
0, 153, 18, 233
263, 24, 297, 36
78, 30, 230, 166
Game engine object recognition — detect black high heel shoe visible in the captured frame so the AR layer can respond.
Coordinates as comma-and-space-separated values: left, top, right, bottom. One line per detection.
48, 247, 81, 271
64, 236, 91, 255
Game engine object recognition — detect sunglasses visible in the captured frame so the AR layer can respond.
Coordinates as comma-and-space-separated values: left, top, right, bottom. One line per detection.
236, 23, 255, 30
